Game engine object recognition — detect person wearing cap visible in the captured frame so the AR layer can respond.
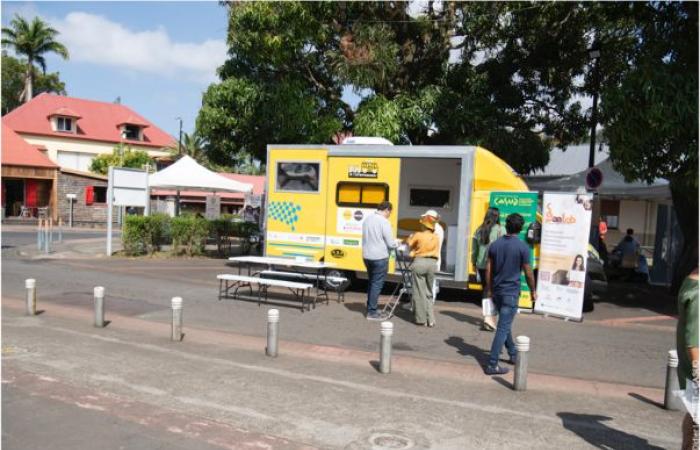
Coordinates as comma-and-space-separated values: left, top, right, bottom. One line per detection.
420, 210, 444, 271
405, 216, 440, 326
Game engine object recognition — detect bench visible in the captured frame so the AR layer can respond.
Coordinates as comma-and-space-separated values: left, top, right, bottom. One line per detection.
217, 274, 314, 312
259, 270, 347, 303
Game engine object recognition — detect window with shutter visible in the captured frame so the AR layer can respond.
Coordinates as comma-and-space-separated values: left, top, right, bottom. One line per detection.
85, 186, 94, 205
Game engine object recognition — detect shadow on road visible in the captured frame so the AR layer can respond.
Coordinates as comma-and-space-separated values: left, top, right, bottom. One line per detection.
439, 310, 482, 328
557, 412, 665, 450
444, 336, 489, 366
628, 392, 665, 410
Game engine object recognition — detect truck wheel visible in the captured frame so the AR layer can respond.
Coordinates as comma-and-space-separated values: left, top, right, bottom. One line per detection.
323, 269, 353, 292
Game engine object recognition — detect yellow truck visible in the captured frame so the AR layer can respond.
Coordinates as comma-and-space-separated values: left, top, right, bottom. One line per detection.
264, 143, 529, 290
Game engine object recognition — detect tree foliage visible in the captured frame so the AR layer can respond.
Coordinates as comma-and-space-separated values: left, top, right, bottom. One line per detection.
1, 15, 69, 103
199, 2, 600, 173
2, 53, 66, 115
89, 146, 152, 175
597, 2, 698, 287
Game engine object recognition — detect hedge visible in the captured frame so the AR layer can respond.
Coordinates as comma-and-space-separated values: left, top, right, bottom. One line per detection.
122, 214, 259, 257
122, 214, 169, 256
170, 215, 210, 256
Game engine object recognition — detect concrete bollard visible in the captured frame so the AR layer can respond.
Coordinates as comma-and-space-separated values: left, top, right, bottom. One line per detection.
379, 321, 393, 374
25, 278, 36, 316
514, 336, 530, 391
664, 350, 682, 410
266, 309, 280, 357
171, 297, 183, 342
93, 286, 105, 327
37, 220, 43, 250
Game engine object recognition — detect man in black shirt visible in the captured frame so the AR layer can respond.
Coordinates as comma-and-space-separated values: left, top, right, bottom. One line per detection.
484, 213, 537, 375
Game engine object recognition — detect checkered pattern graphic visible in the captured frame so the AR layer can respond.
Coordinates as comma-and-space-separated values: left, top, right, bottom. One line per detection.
267, 201, 302, 231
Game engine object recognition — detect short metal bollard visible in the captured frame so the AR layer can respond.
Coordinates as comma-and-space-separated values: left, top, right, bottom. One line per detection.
266, 309, 280, 357
379, 321, 393, 374
25, 278, 36, 316
171, 297, 183, 342
94, 286, 105, 327
664, 349, 681, 410
514, 336, 530, 391
36, 220, 44, 250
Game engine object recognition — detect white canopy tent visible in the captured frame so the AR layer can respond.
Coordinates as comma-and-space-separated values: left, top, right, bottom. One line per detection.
149, 155, 253, 193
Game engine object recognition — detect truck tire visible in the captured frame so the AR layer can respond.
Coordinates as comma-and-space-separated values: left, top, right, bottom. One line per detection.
323, 269, 353, 292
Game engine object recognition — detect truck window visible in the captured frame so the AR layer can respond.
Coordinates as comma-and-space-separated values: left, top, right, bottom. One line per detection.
336, 182, 389, 208
276, 162, 320, 192
409, 187, 450, 208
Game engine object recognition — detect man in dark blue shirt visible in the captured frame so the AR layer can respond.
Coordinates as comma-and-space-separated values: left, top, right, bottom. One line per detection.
484, 213, 537, 375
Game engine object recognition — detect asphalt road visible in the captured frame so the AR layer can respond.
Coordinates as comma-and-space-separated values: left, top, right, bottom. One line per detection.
1, 253, 683, 449
1, 230, 120, 248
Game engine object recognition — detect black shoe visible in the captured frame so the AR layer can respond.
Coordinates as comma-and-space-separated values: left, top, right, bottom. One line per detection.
484, 365, 509, 375
366, 312, 382, 320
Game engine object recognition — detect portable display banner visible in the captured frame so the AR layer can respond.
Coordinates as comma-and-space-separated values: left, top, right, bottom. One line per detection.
534, 191, 593, 321
488, 191, 539, 309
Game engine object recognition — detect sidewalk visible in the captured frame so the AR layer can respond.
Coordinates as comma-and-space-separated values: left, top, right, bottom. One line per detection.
2, 298, 683, 449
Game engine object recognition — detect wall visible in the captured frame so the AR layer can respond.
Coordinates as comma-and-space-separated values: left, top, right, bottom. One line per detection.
57, 171, 118, 227
20, 134, 169, 171
605, 199, 668, 247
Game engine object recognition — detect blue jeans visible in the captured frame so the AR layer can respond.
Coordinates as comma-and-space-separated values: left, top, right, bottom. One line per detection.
364, 258, 388, 314
488, 294, 518, 367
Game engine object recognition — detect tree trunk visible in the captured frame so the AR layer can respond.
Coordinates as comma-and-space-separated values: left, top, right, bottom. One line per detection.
24, 59, 33, 102
669, 176, 698, 293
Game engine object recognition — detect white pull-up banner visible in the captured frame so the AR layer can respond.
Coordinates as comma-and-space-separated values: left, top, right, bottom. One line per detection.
534, 191, 593, 321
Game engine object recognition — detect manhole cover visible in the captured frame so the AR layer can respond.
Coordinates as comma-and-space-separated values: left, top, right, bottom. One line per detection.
368, 432, 414, 449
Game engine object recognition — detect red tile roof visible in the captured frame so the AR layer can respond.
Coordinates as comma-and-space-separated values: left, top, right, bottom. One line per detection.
1, 123, 58, 168
3, 93, 175, 148
151, 173, 265, 201
48, 107, 81, 118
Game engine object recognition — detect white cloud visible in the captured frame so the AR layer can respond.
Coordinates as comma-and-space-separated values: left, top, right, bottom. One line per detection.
50, 12, 226, 83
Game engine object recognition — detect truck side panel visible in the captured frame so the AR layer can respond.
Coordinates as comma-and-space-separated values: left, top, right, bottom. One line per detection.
265, 148, 329, 261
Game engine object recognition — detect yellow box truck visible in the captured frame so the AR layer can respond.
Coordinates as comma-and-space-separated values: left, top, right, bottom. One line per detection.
264, 143, 529, 290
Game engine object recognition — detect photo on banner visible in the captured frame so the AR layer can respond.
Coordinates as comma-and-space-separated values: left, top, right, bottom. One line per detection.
534, 191, 593, 321
488, 191, 538, 309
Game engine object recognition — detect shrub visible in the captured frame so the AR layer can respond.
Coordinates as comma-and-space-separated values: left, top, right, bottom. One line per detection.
123, 215, 148, 256
122, 214, 171, 255
144, 214, 169, 254
171, 215, 210, 256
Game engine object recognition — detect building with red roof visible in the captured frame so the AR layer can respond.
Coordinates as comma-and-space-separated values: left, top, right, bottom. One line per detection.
2, 124, 59, 219
3, 93, 175, 173
151, 173, 265, 215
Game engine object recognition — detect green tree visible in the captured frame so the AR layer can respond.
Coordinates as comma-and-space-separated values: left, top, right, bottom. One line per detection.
598, 2, 698, 288
199, 2, 591, 173
1, 15, 69, 103
167, 132, 210, 164
89, 146, 153, 175
2, 53, 66, 114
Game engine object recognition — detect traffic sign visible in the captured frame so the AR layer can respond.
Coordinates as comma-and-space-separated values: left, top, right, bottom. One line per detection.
586, 167, 603, 190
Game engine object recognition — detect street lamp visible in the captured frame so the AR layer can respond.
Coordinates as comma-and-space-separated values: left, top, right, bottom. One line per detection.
588, 44, 601, 169
174, 117, 183, 216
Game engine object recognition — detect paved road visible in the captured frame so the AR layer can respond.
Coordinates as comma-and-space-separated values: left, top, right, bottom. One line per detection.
1, 253, 683, 449
2, 229, 120, 248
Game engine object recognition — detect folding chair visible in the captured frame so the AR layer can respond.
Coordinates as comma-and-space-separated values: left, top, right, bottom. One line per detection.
380, 246, 413, 320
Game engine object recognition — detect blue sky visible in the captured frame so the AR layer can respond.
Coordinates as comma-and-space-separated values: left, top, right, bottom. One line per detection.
2, 1, 231, 139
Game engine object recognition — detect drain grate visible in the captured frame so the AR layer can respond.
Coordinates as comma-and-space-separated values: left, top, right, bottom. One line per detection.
368, 432, 415, 449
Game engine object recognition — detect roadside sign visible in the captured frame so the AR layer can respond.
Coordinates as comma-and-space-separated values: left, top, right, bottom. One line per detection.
585, 167, 603, 190
107, 167, 150, 256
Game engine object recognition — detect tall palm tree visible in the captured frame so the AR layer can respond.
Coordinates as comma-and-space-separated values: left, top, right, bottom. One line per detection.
168, 132, 210, 164
2, 15, 69, 102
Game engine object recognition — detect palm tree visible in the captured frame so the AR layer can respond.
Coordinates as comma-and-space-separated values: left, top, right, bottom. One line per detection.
2, 15, 69, 102
168, 132, 210, 164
